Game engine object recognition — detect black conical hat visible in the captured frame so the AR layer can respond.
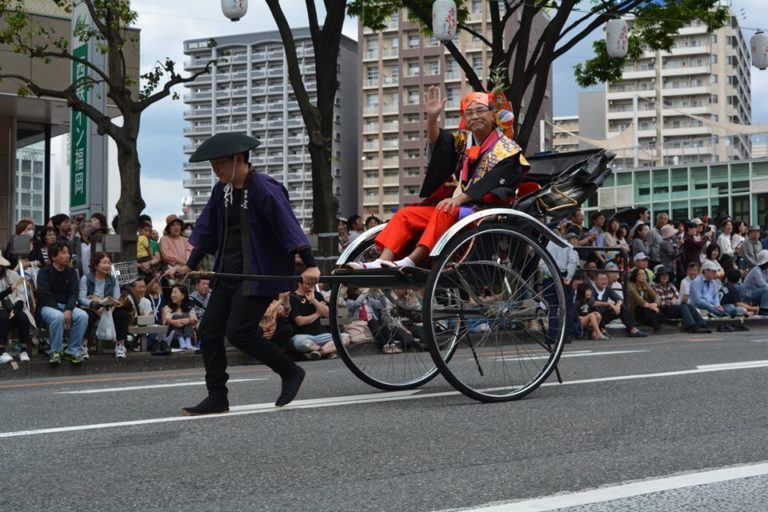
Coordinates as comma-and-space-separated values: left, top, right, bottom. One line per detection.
189, 133, 260, 162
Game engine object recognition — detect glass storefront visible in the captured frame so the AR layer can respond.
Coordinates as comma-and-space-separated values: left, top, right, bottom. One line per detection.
587, 159, 768, 224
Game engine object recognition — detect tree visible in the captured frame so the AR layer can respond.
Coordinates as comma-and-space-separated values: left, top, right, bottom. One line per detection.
263, 1, 347, 266
0, 0, 215, 258
347, 0, 729, 152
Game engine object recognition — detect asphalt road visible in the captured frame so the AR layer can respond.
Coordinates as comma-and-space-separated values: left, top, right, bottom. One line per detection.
2, 329, 768, 512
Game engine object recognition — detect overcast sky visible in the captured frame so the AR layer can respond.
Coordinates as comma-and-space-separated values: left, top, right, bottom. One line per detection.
125, 0, 768, 226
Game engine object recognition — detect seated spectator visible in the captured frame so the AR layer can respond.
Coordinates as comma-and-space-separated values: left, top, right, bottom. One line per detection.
72, 220, 93, 278
365, 216, 382, 230
50, 213, 76, 246
742, 226, 763, 270
690, 260, 745, 331
79, 252, 131, 359
722, 268, 757, 321
575, 284, 608, 340
337, 217, 349, 252
732, 221, 747, 259
651, 266, 710, 333
37, 243, 88, 364
347, 215, 364, 244
679, 261, 700, 304
717, 220, 735, 260
289, 280, 336, 359
145, 275, 166, 352
0, 250, 33, 364
683, 221, 709, 269
648, 212, 668, 266
137, 221, 161, 279
189, 278, 211, 322
6, 219, 45, 275
125, 277, 153, 318
583, 260, 598, 289
346, 286, 400, 353
604, 262, 624, 300
388, 288, 427, 351
159, 215, 193, 268
627, 268, 662, 332
587, 212, 607, 266
40, 227, 57, 266
258, 292, 295, 356
658, 224, 681, 281
631, 224, 651, 258
591, 271, 647, 337
740, 250, 768, 315
567, 209, 595, 247
604, 217, 630, 256
88, 213, 109, 244
162, 284, 198, 352
633, 252, 654, 281
704, 244, 725, 286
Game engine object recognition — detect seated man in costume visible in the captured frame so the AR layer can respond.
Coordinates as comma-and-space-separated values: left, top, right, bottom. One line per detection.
348, 85, 529, 269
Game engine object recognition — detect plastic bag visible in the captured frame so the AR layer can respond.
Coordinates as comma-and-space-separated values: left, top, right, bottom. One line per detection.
96, 308, 117, 341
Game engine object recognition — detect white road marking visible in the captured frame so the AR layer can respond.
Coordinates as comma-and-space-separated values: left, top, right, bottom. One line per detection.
440, 461, 768, 511
697, 360, 768, 370
497, 350, 646, 362
55, 378, 267, 395
4, 358, 768, 439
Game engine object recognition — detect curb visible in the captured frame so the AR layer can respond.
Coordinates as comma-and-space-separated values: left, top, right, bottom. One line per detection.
0, 349, 255, 381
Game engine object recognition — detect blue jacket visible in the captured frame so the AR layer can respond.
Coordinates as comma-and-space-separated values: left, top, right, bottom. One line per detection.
689, 275, 720, 308
189, 171, 310, 296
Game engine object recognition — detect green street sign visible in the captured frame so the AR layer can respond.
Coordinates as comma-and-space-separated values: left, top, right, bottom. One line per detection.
70, 43, 89, 208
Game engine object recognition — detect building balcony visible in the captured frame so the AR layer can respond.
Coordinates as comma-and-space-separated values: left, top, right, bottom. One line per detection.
661, 65, 710, 77
183, 109, 212, 119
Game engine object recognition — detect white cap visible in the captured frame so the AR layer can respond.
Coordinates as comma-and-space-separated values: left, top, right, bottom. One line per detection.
701, 260, 719, 272
633, 252, 649, 262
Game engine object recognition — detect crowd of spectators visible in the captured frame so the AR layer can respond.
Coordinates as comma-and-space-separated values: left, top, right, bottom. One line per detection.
0, 212, 204, 365
5, 203, 768, 365
555, 207, 768, 341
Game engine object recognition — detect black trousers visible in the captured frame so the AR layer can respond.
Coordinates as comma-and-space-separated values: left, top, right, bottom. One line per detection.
0, 308, 31, 349
634, 306, 661, 329
596, 304, 637, 330
198, 282, 298, 400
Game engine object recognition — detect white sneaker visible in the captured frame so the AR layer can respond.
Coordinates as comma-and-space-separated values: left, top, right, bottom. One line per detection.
0, 353, 13, 364
19, 351, 30, 362
81, 346, 90, 360
115, 344, 127, 359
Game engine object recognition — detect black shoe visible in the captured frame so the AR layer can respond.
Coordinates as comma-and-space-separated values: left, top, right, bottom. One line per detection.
627, 329, 648, 338
152, 340, 172, 356
733, 324, 750, 332
275, 366, 306, 407
717, 324, 735, 332
182, 396, 229, 416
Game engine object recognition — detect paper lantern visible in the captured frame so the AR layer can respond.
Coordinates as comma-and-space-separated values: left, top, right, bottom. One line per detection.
605, 18, 629, 59
751, 31, 768, 70
432, 0, 457, 41
221, 0, 247, 22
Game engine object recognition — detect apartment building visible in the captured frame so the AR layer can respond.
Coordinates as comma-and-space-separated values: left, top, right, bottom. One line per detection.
551, 116, 580, 153
359, 3, 552, 218
605, 14, 751, 167
182, 29, 358, 227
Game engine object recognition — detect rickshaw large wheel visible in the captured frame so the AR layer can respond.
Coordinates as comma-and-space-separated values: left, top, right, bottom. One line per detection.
423, 222, 567, 402
330, 237, 452, 391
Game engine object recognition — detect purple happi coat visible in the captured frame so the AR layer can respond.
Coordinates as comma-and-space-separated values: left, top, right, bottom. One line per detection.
189, 171, 309, 296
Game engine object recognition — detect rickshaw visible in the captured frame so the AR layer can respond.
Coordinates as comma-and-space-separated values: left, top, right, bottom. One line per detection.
327, 148, 614, 402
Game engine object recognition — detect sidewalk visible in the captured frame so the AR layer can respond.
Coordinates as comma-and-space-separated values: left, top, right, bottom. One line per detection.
4, 319, 768, 381
0, 347, 254, 381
